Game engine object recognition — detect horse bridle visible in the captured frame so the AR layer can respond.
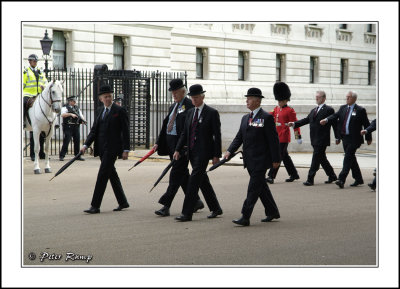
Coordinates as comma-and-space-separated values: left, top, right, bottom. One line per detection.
36, 82, 61, 137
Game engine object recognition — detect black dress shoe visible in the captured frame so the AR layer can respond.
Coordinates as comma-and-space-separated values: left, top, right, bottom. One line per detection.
113, 203, 130, 211
325, 176, 338, 184
193, 200, 205, 213
350, 180, 364, 187
155, 206, 170, 216
266, 177, 274, 184
77, 157, 85, 161
335, 180, 344, 189
175, 214, 192, 222
207, 209, 223, 219
84, 207, 100, 214
31, 156, 35, 161
285, 175, 300, 182
368, 183, 376, 191
261, 214, 280, 222
39, 155, 45, 160
303, 181, 314, 186
59, 157, 64, 161
232, 217, 250, 226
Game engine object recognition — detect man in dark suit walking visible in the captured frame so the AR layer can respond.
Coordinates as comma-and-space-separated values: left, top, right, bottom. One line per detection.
173, 84, 223, 222
152, 79, 204, 217
225, 88, 281, 226
80, 84, 130, 213
288, 91, 338, 186
320, 91, 372, 189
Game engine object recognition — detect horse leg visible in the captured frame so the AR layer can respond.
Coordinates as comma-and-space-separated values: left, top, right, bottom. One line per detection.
33, 130, 41, 174
44, 130, 52, 173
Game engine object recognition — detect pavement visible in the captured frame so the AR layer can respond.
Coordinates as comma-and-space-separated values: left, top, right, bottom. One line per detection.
22, 150, 377, 267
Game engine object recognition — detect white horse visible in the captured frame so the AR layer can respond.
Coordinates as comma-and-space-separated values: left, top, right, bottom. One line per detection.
24, 80, 63, 174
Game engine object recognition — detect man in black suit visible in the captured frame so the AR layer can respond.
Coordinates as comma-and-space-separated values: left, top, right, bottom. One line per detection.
361, 119, 376, 190
288, 91, 338, 186
320, 91, 372, 189
153, 79, 204, 217
80, 84, 130, 213
173, 84, 223, 222
225, 88, 281, 226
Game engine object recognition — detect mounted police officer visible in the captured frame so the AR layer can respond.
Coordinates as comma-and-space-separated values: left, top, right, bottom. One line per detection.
59, 96, 86, 161
23, 54, 47, 160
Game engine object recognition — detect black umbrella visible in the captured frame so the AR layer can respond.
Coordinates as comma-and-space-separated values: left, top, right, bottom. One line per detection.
49, 152, 83, 181
207, 151, 242, 172
149, 159, 176, 193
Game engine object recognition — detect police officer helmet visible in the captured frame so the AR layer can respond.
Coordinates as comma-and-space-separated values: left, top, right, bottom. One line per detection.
28, 54, 39, 61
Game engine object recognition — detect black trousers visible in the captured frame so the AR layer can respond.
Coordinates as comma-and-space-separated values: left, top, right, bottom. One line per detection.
60, 124, 80, 158
181, 153, 222, 216
268, 142, 298, 179
339, 135, 363, 183
158, 135, 199, 208
307, 145, 336, 182
91, 150, 128, 209
242, 169, 280, 219
29, 131, 45, 159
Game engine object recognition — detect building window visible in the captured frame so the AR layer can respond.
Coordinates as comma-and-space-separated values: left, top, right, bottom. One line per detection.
276, 54, 285, 82
196, 48, 204, 79
368, 61, 376, 85
339, 24, 347, 29
367, 24, 376, 33
310, 57, 318, 83
113, 36, 124, 70
238, 51, 245, 80
340, 59, 348, 85
53, 30, 66, 70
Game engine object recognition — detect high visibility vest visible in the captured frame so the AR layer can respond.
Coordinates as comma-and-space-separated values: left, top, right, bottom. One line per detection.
23, 67, 47, 98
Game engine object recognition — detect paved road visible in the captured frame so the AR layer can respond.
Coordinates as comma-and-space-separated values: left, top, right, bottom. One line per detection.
23, 156, 376, 266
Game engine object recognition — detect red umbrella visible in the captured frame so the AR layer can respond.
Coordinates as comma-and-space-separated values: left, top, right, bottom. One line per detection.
128, 148, 156, 171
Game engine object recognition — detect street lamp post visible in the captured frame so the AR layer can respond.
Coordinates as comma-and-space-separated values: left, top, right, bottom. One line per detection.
40, 29, 53, 78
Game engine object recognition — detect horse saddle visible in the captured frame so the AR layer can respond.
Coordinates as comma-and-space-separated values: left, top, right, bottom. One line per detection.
26, 96, 37, 110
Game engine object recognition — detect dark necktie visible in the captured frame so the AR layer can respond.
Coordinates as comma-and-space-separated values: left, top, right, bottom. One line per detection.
189, 108, 199, 149
341, 106, 351, 135
313, 106, 319, 118
102, 107, 109, 120
167, 104, 179, 133
248, 112, 253, 125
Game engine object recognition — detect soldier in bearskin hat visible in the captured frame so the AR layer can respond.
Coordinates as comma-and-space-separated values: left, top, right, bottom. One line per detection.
266, 82, 302, 184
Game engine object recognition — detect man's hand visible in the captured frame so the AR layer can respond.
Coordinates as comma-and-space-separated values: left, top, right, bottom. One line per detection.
224, 151, 231, 160
40, 85, 44, 90
71, 113, 78, 118
212, 157, 220, 165
173, 151, 180, 160
320, 119, 327, 125
152, 144, 158, 152
288, 122, 294, 127
360, 129, 367, 135
80, 146, 87, 155
122, 151, 129, 160
336, 139, 341, 145
367, 140, 372, 145
272, 162, 280, 169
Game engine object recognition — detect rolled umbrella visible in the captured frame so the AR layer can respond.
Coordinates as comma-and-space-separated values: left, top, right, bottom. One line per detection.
49, 151, 83, 181
128, 148, 156, 171
149, 159, 176, 193
207, 150, 242, 172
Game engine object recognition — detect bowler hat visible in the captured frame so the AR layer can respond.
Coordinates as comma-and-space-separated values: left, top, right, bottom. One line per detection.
67, 95, 77, 101
245, 87, 264, 98
273, 82, 291, 101
169, 79, 185, 91
99, 84, 113, 95
187, 84, 206, 96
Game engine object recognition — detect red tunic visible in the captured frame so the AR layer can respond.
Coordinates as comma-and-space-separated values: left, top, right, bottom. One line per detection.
270, 105, 301, 143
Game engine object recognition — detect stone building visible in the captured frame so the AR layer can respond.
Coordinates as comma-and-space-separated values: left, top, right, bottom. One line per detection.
22, 22, 377, 151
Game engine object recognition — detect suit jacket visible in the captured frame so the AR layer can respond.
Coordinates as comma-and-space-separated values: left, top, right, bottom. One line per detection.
294, 104, 337, 147
365, 119, 376, 134
175, 104, 222, 160
85, 103, 130, 157
327, 103, 372, 146
228, 108, 280, 172
156, 97, 194, 156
